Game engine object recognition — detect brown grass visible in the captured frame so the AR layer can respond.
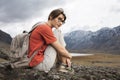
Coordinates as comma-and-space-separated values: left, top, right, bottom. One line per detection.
72, 53, 120, 68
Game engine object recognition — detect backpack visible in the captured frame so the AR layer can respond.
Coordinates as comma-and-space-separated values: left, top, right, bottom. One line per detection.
10, 22, 42, 59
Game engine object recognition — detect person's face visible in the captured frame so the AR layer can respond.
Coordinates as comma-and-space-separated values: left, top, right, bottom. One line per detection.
51, 14, 65, 29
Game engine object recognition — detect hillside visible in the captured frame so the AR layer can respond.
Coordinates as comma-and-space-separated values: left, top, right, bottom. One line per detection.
64, 25, 120, 54
0, 30, 12, 44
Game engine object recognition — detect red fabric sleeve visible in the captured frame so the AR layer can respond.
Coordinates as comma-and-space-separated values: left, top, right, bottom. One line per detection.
38, 25, 57, 44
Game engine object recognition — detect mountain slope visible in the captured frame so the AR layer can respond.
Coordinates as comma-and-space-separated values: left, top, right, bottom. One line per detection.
64, 26, 120, 54
0, 30, 12, 44
0, 30, 12, 50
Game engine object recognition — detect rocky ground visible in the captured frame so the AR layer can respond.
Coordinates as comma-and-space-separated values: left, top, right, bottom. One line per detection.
0, 64, 120, 80
0, 49, 120, 80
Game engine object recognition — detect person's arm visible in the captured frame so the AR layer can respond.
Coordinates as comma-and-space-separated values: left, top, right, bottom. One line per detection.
51, 41, 72, 59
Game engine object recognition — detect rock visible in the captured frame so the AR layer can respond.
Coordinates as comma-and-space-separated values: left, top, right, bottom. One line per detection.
0, 64, 120, 80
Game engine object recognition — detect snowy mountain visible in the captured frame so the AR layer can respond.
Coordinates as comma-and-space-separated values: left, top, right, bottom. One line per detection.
64, 26, 120, 54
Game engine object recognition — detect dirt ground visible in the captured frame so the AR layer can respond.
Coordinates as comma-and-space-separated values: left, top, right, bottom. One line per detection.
72, 53, 120, 68
0, 53, 120, 80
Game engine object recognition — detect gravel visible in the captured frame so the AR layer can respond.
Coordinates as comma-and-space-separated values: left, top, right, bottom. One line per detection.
0, 64, 120, 80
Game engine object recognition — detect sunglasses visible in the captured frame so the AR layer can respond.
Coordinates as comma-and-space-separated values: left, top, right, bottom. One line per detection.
58, 17, 65, 24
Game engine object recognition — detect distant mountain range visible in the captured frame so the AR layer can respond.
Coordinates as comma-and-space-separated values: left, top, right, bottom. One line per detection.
0, 30, 12, 49
0, 30, 12, 44
64, 25, 120, 54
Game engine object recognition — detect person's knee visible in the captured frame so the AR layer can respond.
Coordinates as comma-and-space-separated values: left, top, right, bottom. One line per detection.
42, 63, 53, 71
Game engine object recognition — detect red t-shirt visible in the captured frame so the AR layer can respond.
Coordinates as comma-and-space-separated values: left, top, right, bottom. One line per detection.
28, 24, 57, 67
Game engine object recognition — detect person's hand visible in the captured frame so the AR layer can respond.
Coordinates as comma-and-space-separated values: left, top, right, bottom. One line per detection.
66, 58, 71, 67
69, 54, 72, 59
67, 53, 72, 59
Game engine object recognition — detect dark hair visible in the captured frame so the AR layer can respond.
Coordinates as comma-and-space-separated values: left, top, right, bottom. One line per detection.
48, 8, 66, 22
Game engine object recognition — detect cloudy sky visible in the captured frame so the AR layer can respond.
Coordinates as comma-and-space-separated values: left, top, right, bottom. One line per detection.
0, 0, 120, 37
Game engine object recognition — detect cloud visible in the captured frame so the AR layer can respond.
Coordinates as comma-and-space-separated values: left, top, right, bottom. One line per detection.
110, 6, 120, 13
0, 0, 120, 37
109, 0, 120, 13
0, 0, 65, 23
118, 0, 120, 2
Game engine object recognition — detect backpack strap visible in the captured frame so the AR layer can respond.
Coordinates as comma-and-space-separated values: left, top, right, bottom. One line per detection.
20, 22, 43, 58
27, 22, 44, 56
29, 22, 43, 34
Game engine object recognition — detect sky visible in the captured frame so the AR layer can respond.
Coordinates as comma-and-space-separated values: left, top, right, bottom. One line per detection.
0, 0, 120, 37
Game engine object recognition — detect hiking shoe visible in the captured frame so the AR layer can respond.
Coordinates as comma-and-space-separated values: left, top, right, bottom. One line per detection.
57, 63, 74, 74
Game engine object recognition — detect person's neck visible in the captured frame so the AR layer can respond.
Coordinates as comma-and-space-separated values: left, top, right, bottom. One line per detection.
46, 21, 53, 28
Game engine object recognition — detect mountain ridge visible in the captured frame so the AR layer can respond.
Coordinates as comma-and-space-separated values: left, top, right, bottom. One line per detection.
64, 25, 120, 54
0, 30, 12, 44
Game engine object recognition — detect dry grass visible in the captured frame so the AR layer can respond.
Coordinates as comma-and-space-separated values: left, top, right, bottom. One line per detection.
72, 53, 120, 68
0, 52, 120, 68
